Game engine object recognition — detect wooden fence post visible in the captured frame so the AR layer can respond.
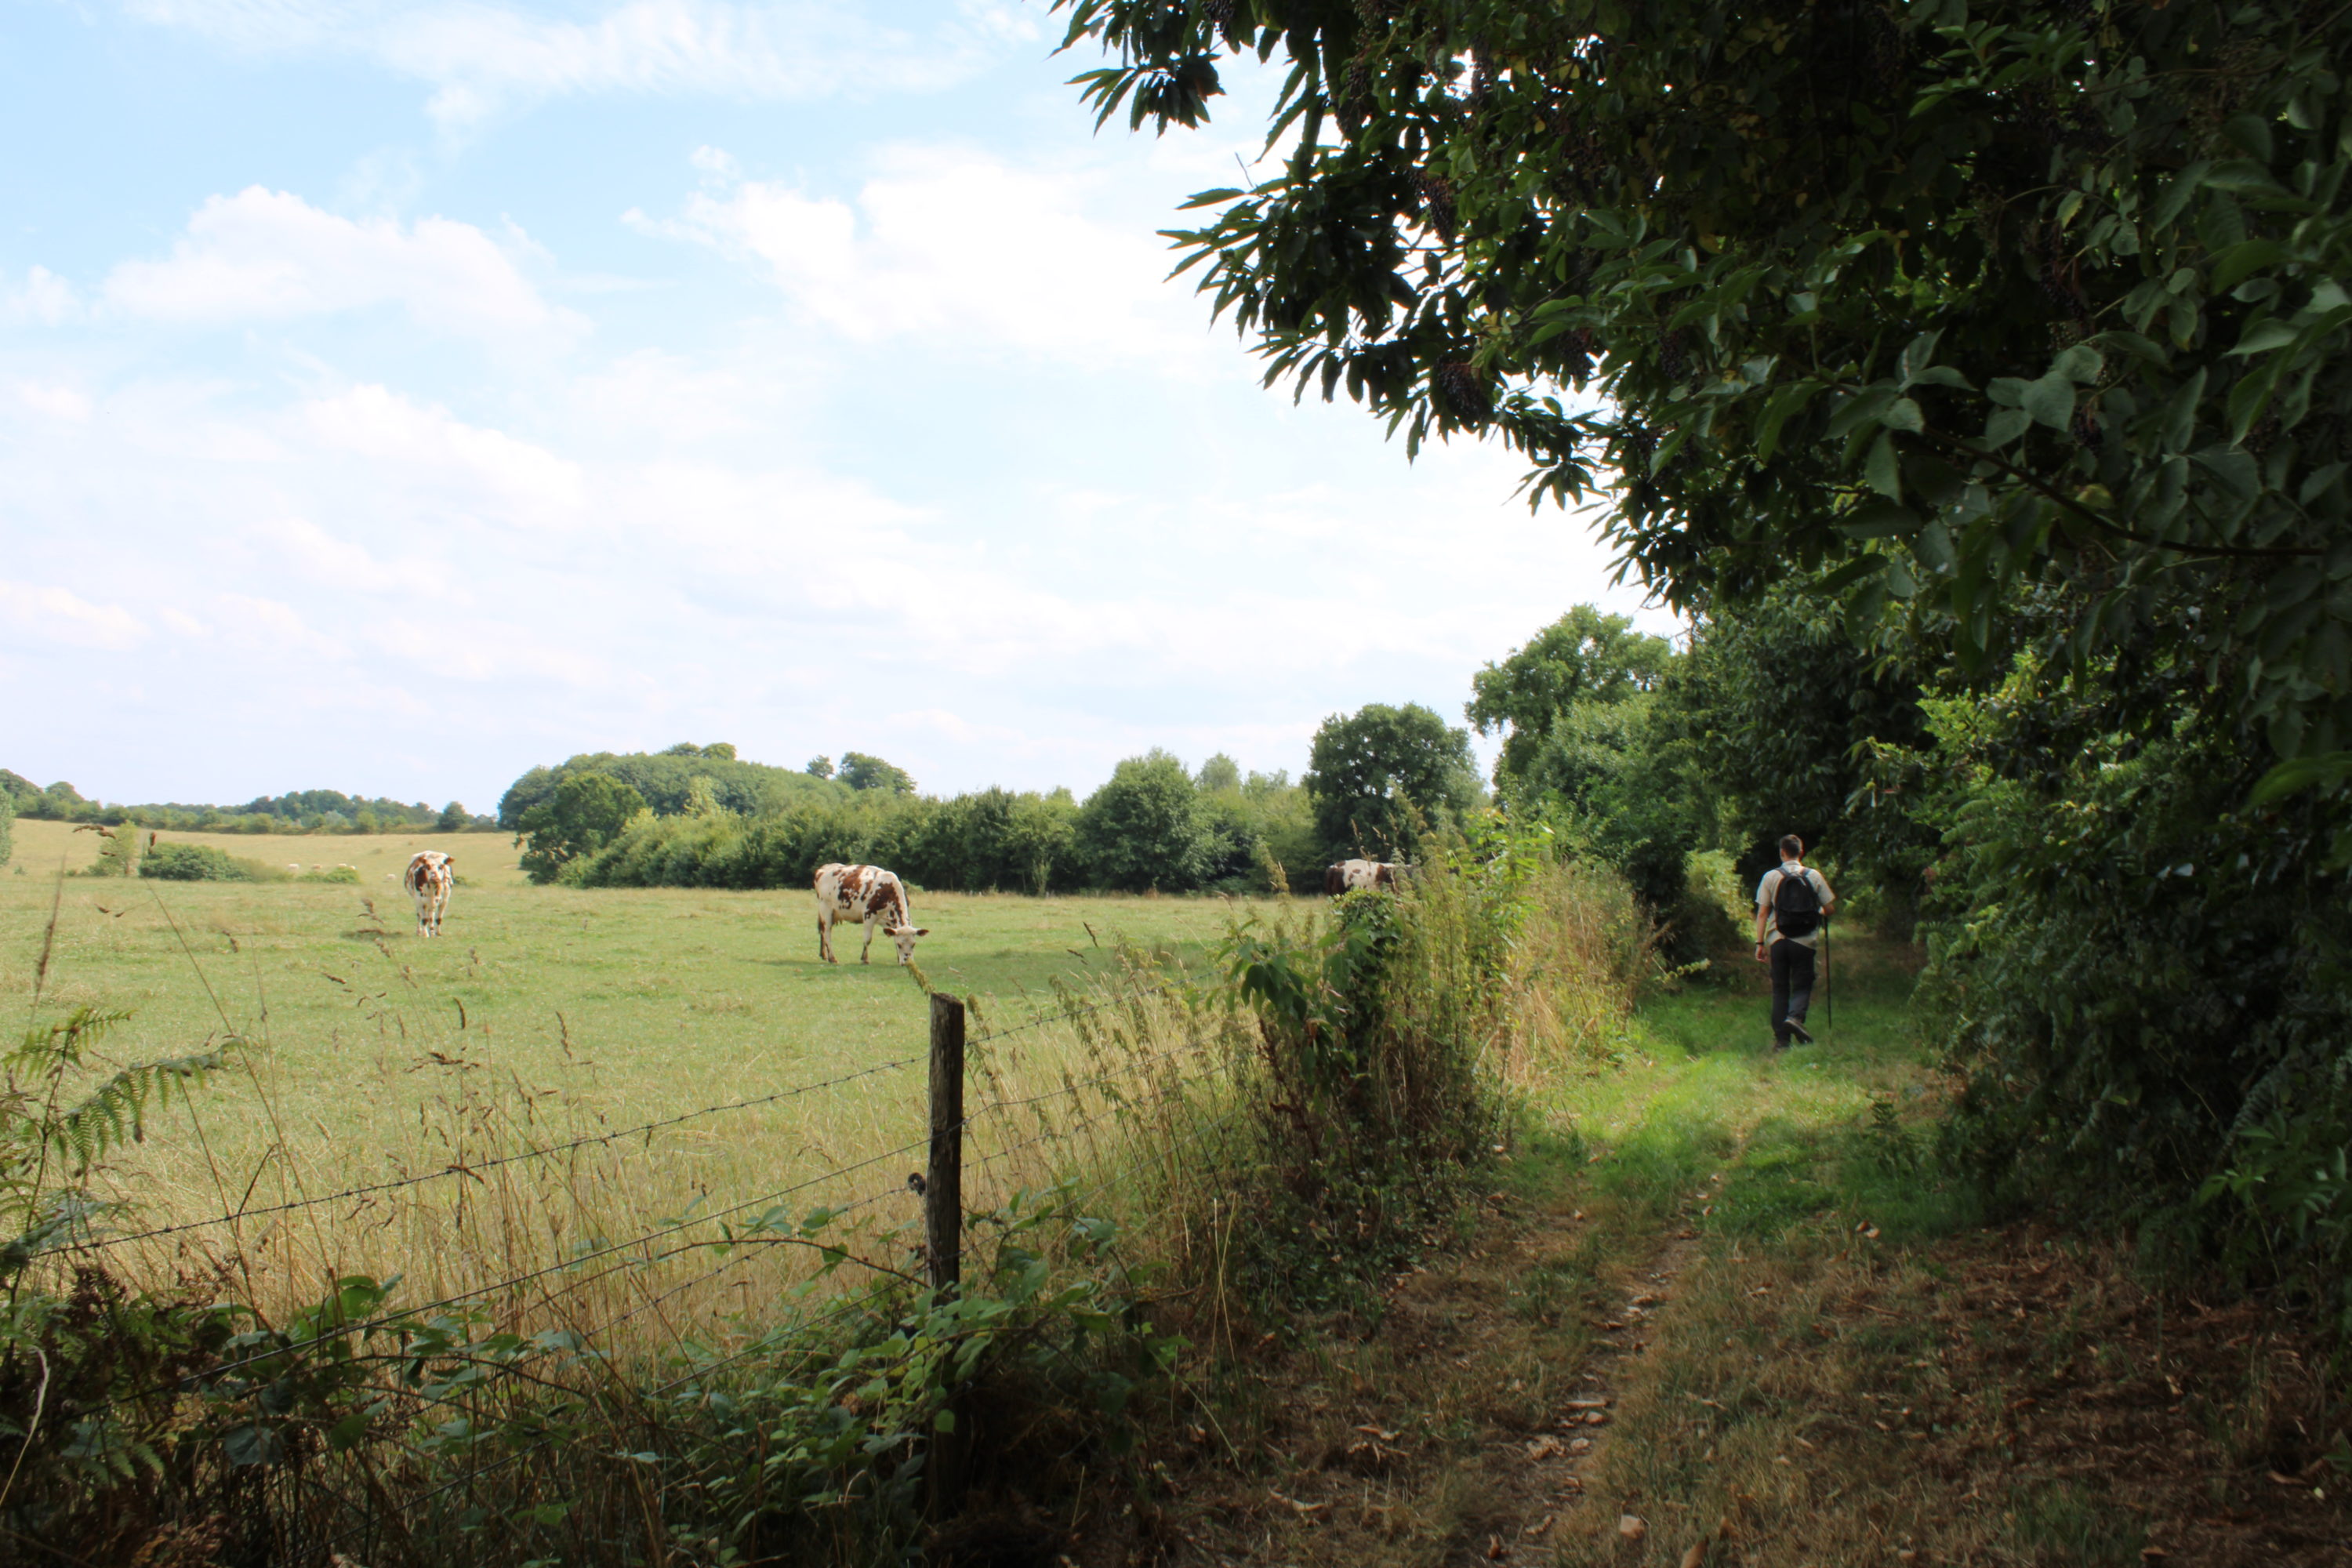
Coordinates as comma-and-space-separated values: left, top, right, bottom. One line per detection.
925, 990, 968, 1516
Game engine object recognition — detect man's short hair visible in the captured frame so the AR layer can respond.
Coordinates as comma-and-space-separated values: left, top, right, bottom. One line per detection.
1779, 834, 1804, 859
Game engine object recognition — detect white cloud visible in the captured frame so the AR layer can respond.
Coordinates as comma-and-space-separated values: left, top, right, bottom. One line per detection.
250, 517, 449, 595
365, 615, 616, 686
0, 580, 149, 652
302, 384, 588, 529
636, 143, 1207, 362
3, 267, 79, 326
121, 0, 1036, 129
210, 593, 350, 659
103, 187, 580, 341
15, 383, 93, 421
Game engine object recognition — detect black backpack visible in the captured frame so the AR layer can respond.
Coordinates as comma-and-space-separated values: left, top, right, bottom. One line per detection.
1773, 867, 1823, 939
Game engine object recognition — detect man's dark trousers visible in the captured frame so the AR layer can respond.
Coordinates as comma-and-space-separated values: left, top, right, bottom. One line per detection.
1770, 938, 1817, 1046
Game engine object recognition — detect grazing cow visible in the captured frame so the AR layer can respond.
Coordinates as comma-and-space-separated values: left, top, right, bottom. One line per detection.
403, 851, 455, 937
814, 863, 929, 965
1323, 858, 1401, 895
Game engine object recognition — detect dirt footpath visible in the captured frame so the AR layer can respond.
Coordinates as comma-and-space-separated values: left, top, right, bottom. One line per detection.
1089, 1158, 2349, 1567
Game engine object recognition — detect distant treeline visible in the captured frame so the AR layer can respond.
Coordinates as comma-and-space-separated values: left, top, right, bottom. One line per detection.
499, 728, 1479, 894
495, 743, 846, 827
0, 771, 496, 836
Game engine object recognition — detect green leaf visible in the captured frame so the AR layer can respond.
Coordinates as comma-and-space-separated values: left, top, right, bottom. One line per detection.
2221, 112, 2275, 163
2092, 330, 2169, 367
2150, 161, 2210, 228
1816, 554, 1890, 593
1827, 383, 1897, 438
1986, 377, 2031, 408
2190, 445, 2259, 501
2051, 345, 2103, 384
2209, 238, 2286, 295
2250, 751, 2352, 805
2227, 318, 2299, 357
1983, 406, 2032, 447
1899, 330, 1943, 387
1838, 498, 1917, 539
1882, 397, 1925, 434
2021, 373, 2076, 430
1755, 380, 1825, 460
1915, 519, 1956, 572
1864, 430, 1901, 499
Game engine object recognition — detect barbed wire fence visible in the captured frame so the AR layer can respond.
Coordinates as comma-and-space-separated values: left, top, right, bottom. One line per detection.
48, 971, 1236, 1562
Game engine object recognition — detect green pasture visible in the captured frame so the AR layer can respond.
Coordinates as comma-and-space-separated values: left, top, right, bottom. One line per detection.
2, 819, 1274, 1297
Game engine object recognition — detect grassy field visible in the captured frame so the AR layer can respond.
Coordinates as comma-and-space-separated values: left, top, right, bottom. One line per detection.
2, 818, 1273, 1319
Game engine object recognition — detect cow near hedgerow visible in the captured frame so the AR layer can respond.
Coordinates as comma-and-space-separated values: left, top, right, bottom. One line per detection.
814, 863, 930, 965
404, 851, 455, 937
1323, 859, 1402, 895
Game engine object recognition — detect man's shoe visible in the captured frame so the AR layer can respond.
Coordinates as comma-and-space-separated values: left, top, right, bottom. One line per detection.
1770, 1036, 1790, 1052
1787, 1019, 1816, 1045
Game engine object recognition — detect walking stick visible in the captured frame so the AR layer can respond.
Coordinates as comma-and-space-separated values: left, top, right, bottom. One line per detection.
1824, 915, 1833, 1033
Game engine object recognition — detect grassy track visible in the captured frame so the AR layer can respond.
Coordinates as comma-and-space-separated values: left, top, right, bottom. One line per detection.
1116, 935, 2348, 1567
2, 818, 1275, 1313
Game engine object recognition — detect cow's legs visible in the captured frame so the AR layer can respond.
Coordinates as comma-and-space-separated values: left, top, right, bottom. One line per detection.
859, 920, 876, 963
818, 913, 835, 964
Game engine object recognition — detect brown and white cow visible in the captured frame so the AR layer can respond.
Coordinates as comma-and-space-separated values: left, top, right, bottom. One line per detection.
403, 851, 454, 937
815, 863, 930, 964
1323, 858, 1401, 895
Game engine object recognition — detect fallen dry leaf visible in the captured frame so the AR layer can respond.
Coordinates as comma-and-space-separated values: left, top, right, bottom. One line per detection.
1619, 1515, 1647, 1541
1524, 1515, 1555, 1539
1680, 1543, 1708, 1568
1526, 1436, 1566, 1461
1569, 1436, 1595, 1455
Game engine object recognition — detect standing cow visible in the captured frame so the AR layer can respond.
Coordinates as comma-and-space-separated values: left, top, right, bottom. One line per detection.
1323, 859, 1401, 895
404, 851, 455, 937
814, 863, 930, 964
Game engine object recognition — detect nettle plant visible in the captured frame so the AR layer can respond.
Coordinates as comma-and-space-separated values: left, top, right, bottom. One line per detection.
1, 1008, 244, 1500
1060, 0, 2352, 760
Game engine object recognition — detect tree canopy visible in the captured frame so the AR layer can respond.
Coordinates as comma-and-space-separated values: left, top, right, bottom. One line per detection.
1467, 604, 1674, 791
516, 772, 647, 884
1304, 702, 1479, 856
838, 752, 918, 795
1058, 0, 2352, 770
1076, 750, 1219, 890
497, 747, 838, 827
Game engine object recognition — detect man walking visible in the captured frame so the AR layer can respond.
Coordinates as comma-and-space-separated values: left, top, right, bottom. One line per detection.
1755, 835, 1835, 1049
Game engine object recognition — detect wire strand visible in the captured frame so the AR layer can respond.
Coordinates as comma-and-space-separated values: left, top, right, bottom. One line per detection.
100, 1131, 938, 1414
53, 1052, 924, 1258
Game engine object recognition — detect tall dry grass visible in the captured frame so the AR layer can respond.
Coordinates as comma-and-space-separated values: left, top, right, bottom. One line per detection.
6, 847, 1650, 1566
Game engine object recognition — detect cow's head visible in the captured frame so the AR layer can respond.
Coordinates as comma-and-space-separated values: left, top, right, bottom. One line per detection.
885, 925, 931, 964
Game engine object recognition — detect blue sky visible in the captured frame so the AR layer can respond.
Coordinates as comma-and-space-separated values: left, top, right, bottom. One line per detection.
1, 0, 1668, 812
